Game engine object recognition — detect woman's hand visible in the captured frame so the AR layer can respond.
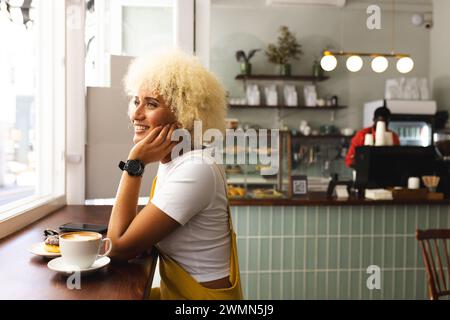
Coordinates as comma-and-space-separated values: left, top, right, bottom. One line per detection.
128, 123, 178, 165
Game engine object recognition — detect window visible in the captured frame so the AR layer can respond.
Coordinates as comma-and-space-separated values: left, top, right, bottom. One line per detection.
0, 0, 65, 219
120, 2, 174, 56
85, 0, 176, 87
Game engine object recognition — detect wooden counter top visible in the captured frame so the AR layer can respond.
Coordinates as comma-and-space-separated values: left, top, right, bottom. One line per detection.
0, 205, 156, 300
229, 193, 450, 206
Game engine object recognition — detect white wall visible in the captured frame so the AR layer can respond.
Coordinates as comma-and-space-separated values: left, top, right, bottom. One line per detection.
86, 55, 159, 200
210, 0, 431, 130
430, 0, 450, 117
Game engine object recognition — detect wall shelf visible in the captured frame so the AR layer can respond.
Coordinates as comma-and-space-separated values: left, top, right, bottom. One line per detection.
235, 74, 329, 82
229, 104, 347, 110
292, 134, 354, 139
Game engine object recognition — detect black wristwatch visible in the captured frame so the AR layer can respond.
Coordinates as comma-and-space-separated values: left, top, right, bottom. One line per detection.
118, 159, 145, 177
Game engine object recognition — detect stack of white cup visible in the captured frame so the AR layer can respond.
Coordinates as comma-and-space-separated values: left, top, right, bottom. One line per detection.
375, 121, 386, 146
364, 121, 394, 146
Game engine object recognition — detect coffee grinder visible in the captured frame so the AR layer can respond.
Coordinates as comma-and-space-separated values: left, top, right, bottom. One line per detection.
434, 131, 450, 197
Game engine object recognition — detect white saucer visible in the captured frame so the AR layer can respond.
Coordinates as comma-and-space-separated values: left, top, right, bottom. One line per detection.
28, 242, 61, 258
47, 256, 110, 275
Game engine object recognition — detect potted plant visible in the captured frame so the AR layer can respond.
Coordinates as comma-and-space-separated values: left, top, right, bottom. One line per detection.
265, 26, 303, 76
235, 49, 261, 75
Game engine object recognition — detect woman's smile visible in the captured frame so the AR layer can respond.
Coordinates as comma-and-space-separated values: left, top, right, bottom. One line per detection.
134, 124, 150, 134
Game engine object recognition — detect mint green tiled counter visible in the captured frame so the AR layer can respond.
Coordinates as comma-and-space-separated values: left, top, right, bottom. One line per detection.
230, 205, 450, 300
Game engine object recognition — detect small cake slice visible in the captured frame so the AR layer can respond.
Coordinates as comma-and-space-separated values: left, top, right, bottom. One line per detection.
44, 234, 60, 253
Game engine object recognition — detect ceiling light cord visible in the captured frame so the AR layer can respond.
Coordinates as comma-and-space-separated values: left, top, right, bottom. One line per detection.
391, 0, 396, 55
339, 7, 344, 52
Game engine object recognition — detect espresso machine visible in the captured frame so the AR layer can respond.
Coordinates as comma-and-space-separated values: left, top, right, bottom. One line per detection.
364, 100, 437, 146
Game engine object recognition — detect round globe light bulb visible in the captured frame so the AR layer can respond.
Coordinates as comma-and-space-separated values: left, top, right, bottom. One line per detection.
320, 54, 337, 72
396, 57, 414, 74
371, 56, 389, 73
346, 55, 363, 72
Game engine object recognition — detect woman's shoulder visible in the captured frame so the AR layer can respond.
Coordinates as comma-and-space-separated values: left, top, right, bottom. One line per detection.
173, 148, 220, 168
168, 149, 222, 181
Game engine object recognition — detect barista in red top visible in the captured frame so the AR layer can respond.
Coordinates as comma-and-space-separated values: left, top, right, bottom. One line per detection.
345, 107, 400, 168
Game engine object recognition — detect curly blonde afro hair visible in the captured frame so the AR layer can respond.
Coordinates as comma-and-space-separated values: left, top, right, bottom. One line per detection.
123, 48, 227, 135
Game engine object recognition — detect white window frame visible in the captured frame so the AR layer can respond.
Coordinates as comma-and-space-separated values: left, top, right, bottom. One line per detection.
110, 0, 194, 56
85, 0, 110, 87
195, 0, 211, 69
66, 0, 86, 205
0, 0, 67, 239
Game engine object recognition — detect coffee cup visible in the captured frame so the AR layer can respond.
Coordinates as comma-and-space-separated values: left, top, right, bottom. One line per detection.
364, 134, 374, 146
408, 177, 420, 189
384, 132, 394, 146
375, 121, 386, 146
59, 231, 112, 269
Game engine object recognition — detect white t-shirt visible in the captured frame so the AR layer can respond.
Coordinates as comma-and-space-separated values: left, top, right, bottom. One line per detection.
151, 148, 231, 283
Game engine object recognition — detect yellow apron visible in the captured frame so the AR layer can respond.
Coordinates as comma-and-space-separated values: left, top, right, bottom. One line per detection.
148, 171, 243, 300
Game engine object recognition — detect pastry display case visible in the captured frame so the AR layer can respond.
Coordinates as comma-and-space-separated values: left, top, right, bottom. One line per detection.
224, 130, 292, 199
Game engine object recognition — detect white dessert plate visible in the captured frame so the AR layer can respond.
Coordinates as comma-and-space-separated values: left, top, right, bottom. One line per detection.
28, 242, 61, 258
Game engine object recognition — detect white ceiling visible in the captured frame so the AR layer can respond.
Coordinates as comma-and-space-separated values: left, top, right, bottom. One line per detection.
346, 0, 432, 13
213, 0, 432, 13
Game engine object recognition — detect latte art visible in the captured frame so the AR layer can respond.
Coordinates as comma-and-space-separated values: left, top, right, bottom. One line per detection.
60, 232, 101, 241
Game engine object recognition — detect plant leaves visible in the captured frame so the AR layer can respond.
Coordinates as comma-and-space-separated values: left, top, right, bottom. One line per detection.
247, 49, 261, 61
235, 50, 247, 62
265, 25, 302, 64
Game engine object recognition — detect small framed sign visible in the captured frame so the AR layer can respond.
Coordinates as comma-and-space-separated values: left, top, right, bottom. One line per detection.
326, 180, 353, 199
291, 175, 308, 198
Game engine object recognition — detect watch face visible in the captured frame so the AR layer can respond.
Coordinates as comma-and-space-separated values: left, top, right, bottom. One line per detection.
128, 160, 140, 172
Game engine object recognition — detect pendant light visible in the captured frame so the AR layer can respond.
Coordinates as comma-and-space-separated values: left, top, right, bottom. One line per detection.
320, 52, 337, 71
396, 56, 414, 73
346, 55, 363, 72
320, 0, 414, 74
371, 56, 389, 73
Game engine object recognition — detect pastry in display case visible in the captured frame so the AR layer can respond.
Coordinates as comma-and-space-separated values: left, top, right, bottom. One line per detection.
227, 185, 247, 199
250, 188, 284, 199
225, 165, 243, 174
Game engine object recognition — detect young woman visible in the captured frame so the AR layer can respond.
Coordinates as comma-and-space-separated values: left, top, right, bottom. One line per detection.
106, 49, 243, 300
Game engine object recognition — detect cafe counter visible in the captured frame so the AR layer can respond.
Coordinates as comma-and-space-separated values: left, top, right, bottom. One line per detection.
229, 192, 450, 206
228, 192, 450, 299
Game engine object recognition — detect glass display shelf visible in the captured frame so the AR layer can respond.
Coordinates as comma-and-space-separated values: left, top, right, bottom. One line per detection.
224, 131, 292, 200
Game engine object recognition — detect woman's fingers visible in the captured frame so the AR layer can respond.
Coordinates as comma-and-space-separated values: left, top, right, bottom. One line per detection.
153, 123, 173, 146
160, 140, 178, 158
143, 125, 163, 143
166, 123, 177, 143
154, 125, 177, 152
